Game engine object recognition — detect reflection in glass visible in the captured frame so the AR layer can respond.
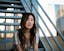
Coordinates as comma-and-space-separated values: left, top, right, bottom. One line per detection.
0, 26, 5, 31
6, 13, 14, 16
6, 33, 13, 38
6, 26, 14, 31
15, 13, 22, 17
6, 19, 14, 23
0, 19, 5, 23
0, 13, 5, 16
0, 33, 5, 38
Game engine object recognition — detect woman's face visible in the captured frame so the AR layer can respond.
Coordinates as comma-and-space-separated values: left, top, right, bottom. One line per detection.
25, 15, 34, 29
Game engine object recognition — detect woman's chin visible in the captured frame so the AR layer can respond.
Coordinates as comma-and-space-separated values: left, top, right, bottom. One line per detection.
26, 27, 32, 29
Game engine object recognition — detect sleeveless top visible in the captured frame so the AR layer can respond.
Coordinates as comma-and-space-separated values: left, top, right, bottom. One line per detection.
14, 31, 39, 51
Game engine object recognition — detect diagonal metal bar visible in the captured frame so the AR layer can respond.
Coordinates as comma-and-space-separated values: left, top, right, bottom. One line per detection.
20, 0, 31, 12
36, 0, 64, 41
31, 2, 63, 51
37, 23, 55, 51
39, 37, 48, 51
24, 0, 31, 11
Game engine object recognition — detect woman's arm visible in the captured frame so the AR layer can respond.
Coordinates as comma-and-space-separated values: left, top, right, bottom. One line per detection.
16, 44, 23, 51
34, 42, 38, 51
15, 31, 23, 51
33, 33, 39, 51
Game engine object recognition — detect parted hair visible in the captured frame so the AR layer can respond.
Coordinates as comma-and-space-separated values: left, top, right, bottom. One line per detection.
17, 13, 37, 48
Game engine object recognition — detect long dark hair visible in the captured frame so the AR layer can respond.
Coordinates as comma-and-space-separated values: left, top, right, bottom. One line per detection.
17, 13, 37, 47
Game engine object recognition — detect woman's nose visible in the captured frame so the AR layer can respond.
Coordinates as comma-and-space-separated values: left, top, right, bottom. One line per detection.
28, 20, 31, 23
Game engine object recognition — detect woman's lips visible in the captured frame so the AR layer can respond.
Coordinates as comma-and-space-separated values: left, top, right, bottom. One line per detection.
28, 24, 31, 26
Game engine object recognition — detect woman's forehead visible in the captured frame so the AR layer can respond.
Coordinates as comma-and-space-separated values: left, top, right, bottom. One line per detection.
28, 15, 34, 19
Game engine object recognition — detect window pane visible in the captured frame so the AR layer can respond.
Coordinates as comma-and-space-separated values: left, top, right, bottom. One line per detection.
0, 26, 5, 31
0, 13, 5, 16
0, 33, 5, 38
6, 13, 14, 16
6, 19, 14, 23
6, 26, 14, 31
6, 33, 13, 38
0, 19, 5, 23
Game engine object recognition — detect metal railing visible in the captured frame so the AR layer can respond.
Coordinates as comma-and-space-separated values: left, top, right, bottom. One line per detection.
36, 0, 64, 41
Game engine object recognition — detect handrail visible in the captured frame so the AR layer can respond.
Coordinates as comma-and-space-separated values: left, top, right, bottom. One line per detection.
24, 0, 31, 11
31, 2, 63, 51
37, 23, 55, 51
39, 37, 48, 51
20, 0, 31, 12
36, 0, 64, 41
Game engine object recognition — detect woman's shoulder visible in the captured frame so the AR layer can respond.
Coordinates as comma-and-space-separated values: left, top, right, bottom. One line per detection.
16, 29, 22, 33
17, 29, 21, 31
15, 29, 21, 35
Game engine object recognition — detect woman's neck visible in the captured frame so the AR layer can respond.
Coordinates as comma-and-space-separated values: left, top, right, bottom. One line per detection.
24, 29, 30, 41
25, 29, 30, 33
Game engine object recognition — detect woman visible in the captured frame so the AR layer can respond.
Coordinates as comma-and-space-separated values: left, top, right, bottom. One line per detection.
15, 13, 39, 51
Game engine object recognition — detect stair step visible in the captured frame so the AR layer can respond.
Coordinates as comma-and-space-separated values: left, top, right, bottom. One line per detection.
0, 9, 25, 13
0, 4, 23, 9
0, 23, 19, 26
0, 0, 20, 4
30, 48, 44, 51
0, 31, 16, 33
0, 48, 44, 51
0, 16, 22, 19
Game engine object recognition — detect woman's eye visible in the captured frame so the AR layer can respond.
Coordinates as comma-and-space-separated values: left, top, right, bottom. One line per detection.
31, 19, 33, 21
31, 19, 34, 21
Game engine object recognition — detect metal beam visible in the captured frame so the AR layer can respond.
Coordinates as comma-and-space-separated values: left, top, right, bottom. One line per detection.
0, 4, 23, 9
0, 9, 25, 13
0, 0, 20, 4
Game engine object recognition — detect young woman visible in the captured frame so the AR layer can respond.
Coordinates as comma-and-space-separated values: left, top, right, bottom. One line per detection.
15, 13, 39, 51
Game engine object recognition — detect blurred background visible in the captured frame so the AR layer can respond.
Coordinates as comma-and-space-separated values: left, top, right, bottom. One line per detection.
0, 0, 64, 51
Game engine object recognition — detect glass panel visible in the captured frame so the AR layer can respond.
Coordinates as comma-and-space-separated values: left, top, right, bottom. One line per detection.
15, 26, 21, 30
0, 19, 5, 23
0, 25, 5, 31
18, 19, 21, 23
55, 5, 64, 32
0, 13, 5, 16
6, 19, 14, 23
6, 13, 14, 16
0, 33, 5, 39
15, 13, 22, 17
6, 33, 13, 38
14, 19, 21, 29
6, 26, 14, 31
